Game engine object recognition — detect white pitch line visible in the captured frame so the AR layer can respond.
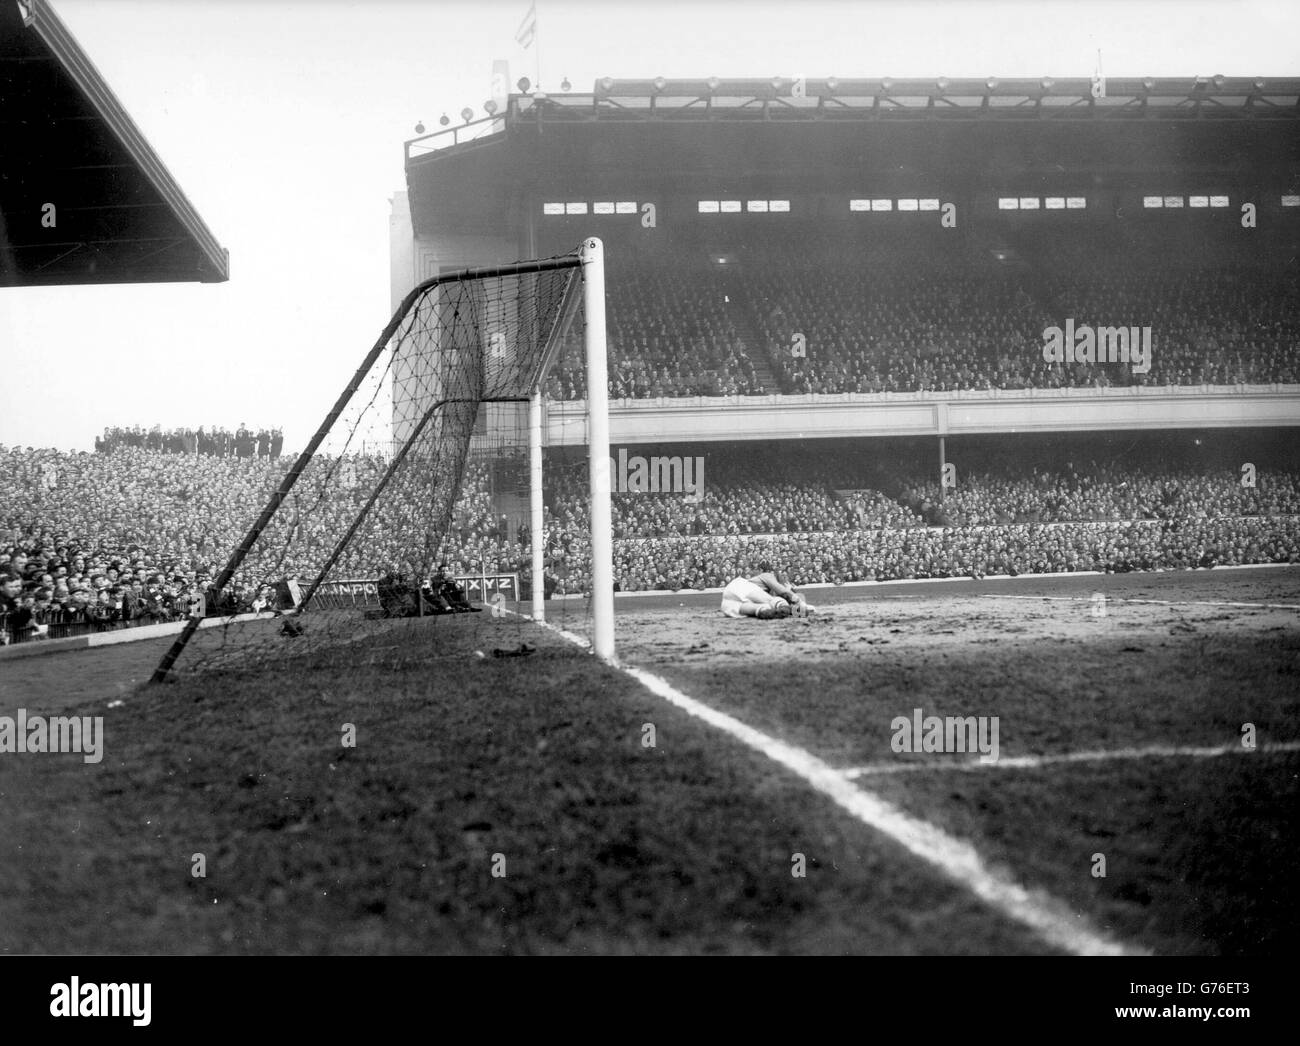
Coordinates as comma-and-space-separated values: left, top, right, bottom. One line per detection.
842, 741, 1300, 778
515, 611, 1140, 956
621, 664, 1141, 956
985, 594, 1300, 611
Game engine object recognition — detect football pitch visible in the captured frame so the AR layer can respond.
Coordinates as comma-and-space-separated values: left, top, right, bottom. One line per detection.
1, 567, 1296, 955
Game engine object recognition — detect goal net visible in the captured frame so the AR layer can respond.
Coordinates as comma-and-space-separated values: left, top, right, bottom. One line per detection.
151, 240, 611, 681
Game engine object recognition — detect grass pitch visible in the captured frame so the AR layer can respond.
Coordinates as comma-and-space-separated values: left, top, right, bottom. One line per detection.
1, 568, 1296, 954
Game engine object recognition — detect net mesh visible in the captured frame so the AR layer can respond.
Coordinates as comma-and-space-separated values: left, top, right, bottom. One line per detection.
155, 257, 583, 679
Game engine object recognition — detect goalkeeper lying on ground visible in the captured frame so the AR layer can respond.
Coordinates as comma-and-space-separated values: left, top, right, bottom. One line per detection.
719, 562, 817, 620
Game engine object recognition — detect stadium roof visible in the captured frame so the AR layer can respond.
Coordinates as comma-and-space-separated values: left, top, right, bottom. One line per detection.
404, 77, 1300, 237
410, 75, 1300, 161
0, 0, 229, 287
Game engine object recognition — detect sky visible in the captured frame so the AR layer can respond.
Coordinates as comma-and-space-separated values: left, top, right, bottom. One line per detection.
1, 0, 1297, 454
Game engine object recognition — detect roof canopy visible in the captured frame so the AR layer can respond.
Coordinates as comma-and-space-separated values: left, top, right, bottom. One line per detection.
404, 77, 1300, 237
0, 0, 228, 286
409, 75, 1300, 163
577, 76, 1300, 120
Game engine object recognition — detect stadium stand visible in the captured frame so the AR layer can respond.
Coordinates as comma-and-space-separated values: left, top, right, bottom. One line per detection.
547, 267, 768, 399
4, 438, 1297, 640
95, 425, 286, 458
542, 229, 1300, 399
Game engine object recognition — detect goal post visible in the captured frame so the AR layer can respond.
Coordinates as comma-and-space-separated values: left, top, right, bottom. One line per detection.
581, 237, 614, 661
149, 238, 612, 682
529, 387, 545, 624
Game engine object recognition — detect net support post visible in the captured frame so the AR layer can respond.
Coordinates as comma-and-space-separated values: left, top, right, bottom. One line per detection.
581, 236, 614, 662
529, 388, 545, 622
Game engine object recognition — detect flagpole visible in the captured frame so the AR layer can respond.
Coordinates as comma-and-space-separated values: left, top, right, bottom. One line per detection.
534, 1, 541, 92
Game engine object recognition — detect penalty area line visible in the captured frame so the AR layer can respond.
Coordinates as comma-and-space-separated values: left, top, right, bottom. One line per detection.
518, 609, 1141, 957
984, 594, 1300, 611
842, 740, 1300, 778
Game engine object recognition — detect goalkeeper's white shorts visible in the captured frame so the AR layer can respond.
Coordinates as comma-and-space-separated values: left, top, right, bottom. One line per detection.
720, 577, 777, 617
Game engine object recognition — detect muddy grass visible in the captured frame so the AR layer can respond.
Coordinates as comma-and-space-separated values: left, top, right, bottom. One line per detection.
1, 567, 1296, 954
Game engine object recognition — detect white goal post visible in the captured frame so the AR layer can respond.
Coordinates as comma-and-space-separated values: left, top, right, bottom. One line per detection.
580, 236, 614, 661
527, 236, 613, 661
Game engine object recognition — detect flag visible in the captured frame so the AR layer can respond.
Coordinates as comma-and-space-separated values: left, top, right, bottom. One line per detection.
515, 2, 536, 49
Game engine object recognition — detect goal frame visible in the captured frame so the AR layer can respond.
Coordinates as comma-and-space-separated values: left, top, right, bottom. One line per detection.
149, 237, 612, 682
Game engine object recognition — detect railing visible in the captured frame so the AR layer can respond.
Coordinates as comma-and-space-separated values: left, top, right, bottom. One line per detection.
2, 605, 193, 645
548, 382, 1300, 408
0, 596, 254, 646
405, 115, 508, 161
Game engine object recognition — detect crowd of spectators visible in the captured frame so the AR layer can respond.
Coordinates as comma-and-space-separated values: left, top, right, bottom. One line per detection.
96, 424, 285, 458
751, 239, 1300, 394
3, 441, 1299, 641
750, 245, 1053, 395
0, 536, 233, 644
1042, 244, 1300, 387
600, 515, 1300, 590
538, 232, 1299, 399
899, 463, 1300, 528
434, 454, 1300, 594
536, 452, 1300, 591
544, 451, 922, 540
547, 267, 769, 400
0, 443, 525, 641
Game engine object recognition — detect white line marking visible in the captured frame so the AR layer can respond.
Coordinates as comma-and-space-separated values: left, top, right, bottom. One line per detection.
0, 611, 279, 662
85, 611, 277, 646
516, 610, 1141, 956
842, 741, 1300, 778
986, 595, 1300, 611
549, 562, 1297, 601
623, 665, 1140, 956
